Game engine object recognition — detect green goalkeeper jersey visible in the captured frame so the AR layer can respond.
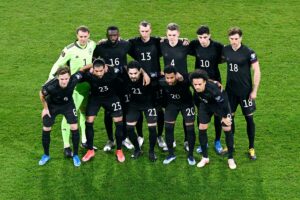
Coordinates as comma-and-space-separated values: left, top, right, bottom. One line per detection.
49, 40, 96, 78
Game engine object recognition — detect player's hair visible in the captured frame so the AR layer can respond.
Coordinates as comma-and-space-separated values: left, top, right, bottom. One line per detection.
93, 58, 105, 68
189, 69, 208, 82
56, 66, 71, 76
164, 66, 177, 74
167, 23, 180, 31
139, 20, 151, 28
107, 26, 119, 33
228, 27, 243, 37
76, 25, 90, 34
127, 60, 141, 71
196, 25, 210, 35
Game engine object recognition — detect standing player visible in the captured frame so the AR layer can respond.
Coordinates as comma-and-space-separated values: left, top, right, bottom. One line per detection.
93, 26, 136, 150
128, 20, 166, 150
160, 23, 190, 151
159, 67, 196, 165
189, 25, 224, 154
49, 25, 96, 157
39, 66, 90, 167
190, 70, 236, 169
80, 59, 125, 163
125, 61, 158, 162
222, 27, 261, 160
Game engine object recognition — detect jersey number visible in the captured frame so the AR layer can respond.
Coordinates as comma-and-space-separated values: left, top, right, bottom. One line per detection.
170, 59, 175, 66
186, 107, 195, 116
109, 58, 120, 66
141, 52, 151, 61
243, 99, 253, 108
200, 60, 210, 68
132, 88, 142, 94
99, 86, 108, 92
148, 108, 157, 117
229, 63, 239, 72
171, 94, 180, 99
112, 102, 122, 111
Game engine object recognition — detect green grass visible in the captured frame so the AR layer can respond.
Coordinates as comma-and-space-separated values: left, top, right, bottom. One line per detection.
1, 0, 300, 199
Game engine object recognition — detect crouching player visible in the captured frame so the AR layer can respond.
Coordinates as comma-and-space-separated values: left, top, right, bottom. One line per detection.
190, 70, 236, 169
81, 59, 125, 163
39, 66, 88, 167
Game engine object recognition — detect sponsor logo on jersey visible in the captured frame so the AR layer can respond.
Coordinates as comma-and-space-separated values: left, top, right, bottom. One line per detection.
251, 53, 256, 59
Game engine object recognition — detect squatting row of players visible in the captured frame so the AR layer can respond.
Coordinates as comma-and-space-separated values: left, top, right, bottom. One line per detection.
39, 21, 261, 170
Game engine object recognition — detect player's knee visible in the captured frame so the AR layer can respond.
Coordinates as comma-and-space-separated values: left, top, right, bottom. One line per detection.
70, 123, 78, 130
86, 116, 95, 123
113, 116, 123, 123
199, 123, 208, 130
43, 126, 51, 131
222, 126, 231, 132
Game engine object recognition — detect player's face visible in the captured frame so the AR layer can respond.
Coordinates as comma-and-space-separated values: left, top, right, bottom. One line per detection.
139, 25, 151, 40
107, 30, 119, 43
165, 73, 176, 86
192, 78, 206, 93
58, 73, 71, 88
77, 31, 90, 46
167, 30, 179, 45
93, 66, 105, 78
198, 34, 211, 47
128, 68, 141, 82
229, 34, 242, 50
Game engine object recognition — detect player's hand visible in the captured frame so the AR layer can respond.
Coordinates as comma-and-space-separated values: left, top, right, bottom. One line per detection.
104, 64, 109, 73
249, 90, 257, 100
182, 38, 190, 46
143, 74, 150, 86
214, 81, 223, 91
221, 116, 232, 126
42, 108, 51, 118
97, 39, 107, 45
176, 72, 183, 81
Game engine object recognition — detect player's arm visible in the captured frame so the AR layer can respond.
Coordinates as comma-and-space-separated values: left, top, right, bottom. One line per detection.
39, 88, 51, 117
140, 68, 151, 86
79, 64, 93, 72
250, 61, 261, 100
49, 48, 71, 79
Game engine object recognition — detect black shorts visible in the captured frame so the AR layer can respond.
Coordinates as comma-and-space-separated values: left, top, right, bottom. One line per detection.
226, 90, 256, 115
164, 104, 195, 123
86, 95, 122, 118
198, 102, 232, 124
43, 102, 77, 127
126, 104, 157, 124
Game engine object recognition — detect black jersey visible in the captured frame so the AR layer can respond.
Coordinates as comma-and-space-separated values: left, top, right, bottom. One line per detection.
125, 75, 153, 107
222, 44, 258, 95
42, 72, 83, 105
194, 81, 230, 118
159, 75, 193, 106
128, 37, 161, 77
189, 39, 223, 82
160, 39, 189, 75
93, 39, 131, 74
82, 68, 118, 97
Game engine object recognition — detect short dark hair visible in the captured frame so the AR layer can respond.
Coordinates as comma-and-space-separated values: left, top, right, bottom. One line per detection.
76, 25, 90, 34
189, 69, 208, 82
139, 20, 151, 28
93, 58, 105, 68
56, 66, 71, 76
107, 26, 119, 33
196, 25, 210, 35
164, 66, 177, 74
167, 23, 179, 31
228, 27, 242, 37
127, 60, 141, 71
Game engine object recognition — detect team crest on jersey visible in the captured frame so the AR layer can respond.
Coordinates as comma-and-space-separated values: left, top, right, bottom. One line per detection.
89, 48, 93, 55
61, 51, 66, 57
75, 55, 79, 58
75, 74, 81, 79
251, 53, 256, 59
63, 97, 68, 101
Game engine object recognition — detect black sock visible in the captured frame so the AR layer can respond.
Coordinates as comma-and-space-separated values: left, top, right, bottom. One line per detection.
122, 114, 127, 140
214, 115, 222, 141
183, 119, 187, 142
85, 122, 94, 150
42, 130, 51, 156
148, 126, 157, 152
104, 111, 114, 141
165, 123, 175, 156
157, 109, 164, 137
115, 121, 123, 150
136, 114, 144, 137
71, 129, 80, 155
245, 115, 255, 149
127, 125, 140, 150
231, 116, 235, 144
186, 125, 195, 157
224, 130, 234, 159
199, 129, 208, 158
